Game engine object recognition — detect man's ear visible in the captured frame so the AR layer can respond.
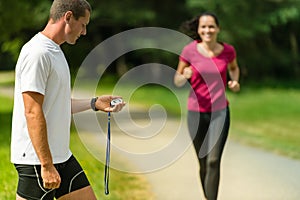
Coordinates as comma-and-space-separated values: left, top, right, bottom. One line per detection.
64, 11, 73, 24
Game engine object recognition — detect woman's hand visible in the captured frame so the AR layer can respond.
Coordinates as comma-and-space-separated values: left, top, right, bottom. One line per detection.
183, 67, 193, 79
228, 80, 240, 92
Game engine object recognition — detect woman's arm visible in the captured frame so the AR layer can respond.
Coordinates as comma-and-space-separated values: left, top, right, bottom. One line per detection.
227, 58, 240, 92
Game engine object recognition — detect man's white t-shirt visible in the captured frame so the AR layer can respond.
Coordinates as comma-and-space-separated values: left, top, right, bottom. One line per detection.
11, 33, 72, 164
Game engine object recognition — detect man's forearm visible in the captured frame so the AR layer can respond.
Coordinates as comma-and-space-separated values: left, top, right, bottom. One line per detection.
71, 98, 91, 114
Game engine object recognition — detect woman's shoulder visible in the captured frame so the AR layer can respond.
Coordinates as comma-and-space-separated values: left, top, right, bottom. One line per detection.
185, 40, 198, 47
182, 40, 198, 51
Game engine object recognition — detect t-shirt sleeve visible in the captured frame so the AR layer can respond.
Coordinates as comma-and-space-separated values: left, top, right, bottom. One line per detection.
179, 45, 191, 65
20, 51, 51, 95
226, 44, 236, 63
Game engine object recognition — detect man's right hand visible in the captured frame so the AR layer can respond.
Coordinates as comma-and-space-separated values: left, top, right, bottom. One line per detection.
41, 164, 61, 189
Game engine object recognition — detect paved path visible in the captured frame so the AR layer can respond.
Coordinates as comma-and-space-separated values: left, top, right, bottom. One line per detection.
219, 140, 300, 200
73, 108, 300, 200
0, 86, 14, 97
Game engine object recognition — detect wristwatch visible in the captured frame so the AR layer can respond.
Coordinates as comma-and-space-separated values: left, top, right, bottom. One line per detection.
91, 97, 99, 111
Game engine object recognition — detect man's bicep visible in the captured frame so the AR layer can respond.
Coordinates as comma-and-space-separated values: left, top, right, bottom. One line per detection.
22, 91, 44, 112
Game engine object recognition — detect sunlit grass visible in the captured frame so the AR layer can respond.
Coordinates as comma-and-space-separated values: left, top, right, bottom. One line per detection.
0, 96, 17, 199
228, 88, 300, 159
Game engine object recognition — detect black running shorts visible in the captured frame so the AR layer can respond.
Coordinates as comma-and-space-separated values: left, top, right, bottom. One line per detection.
14, 155, 90, 200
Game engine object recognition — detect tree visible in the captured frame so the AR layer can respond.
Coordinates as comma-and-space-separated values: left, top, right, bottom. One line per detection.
0, 0, 50, 68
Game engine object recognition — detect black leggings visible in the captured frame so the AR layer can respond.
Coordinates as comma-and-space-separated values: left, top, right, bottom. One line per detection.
188, 107, 230, 200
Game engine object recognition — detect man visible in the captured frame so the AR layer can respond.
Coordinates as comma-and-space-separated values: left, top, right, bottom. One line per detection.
11, 0, 125, 199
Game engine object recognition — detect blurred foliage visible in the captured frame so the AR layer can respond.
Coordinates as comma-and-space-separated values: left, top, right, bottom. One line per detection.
0, 0, 51, 63
186, 0, 300, 81
0, 0, 300, 82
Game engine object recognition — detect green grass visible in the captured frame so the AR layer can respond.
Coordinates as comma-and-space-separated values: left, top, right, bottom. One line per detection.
0, 96, 17, 199
228, 88, 300, 159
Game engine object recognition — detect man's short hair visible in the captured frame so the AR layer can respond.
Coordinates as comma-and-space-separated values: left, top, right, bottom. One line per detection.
50, 0, 91, 21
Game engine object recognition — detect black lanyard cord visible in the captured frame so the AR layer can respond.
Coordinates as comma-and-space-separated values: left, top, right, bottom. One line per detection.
104, 112, 111, 195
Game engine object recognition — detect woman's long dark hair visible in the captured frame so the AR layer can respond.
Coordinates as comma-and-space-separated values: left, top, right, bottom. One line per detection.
180, 12, 220, 40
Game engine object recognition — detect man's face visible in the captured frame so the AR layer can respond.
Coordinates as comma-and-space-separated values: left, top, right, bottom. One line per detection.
65, 9, 90, 45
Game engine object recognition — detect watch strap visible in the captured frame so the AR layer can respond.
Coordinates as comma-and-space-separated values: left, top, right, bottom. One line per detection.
91, 97, 99, 111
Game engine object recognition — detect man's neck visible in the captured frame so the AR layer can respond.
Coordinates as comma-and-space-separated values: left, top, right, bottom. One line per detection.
41, 19, 65, 45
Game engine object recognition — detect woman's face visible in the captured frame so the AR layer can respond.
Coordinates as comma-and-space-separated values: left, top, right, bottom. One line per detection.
197, 15, 220, 42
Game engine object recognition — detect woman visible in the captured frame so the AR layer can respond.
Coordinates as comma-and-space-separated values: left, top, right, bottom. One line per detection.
174, 12, 240, 200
